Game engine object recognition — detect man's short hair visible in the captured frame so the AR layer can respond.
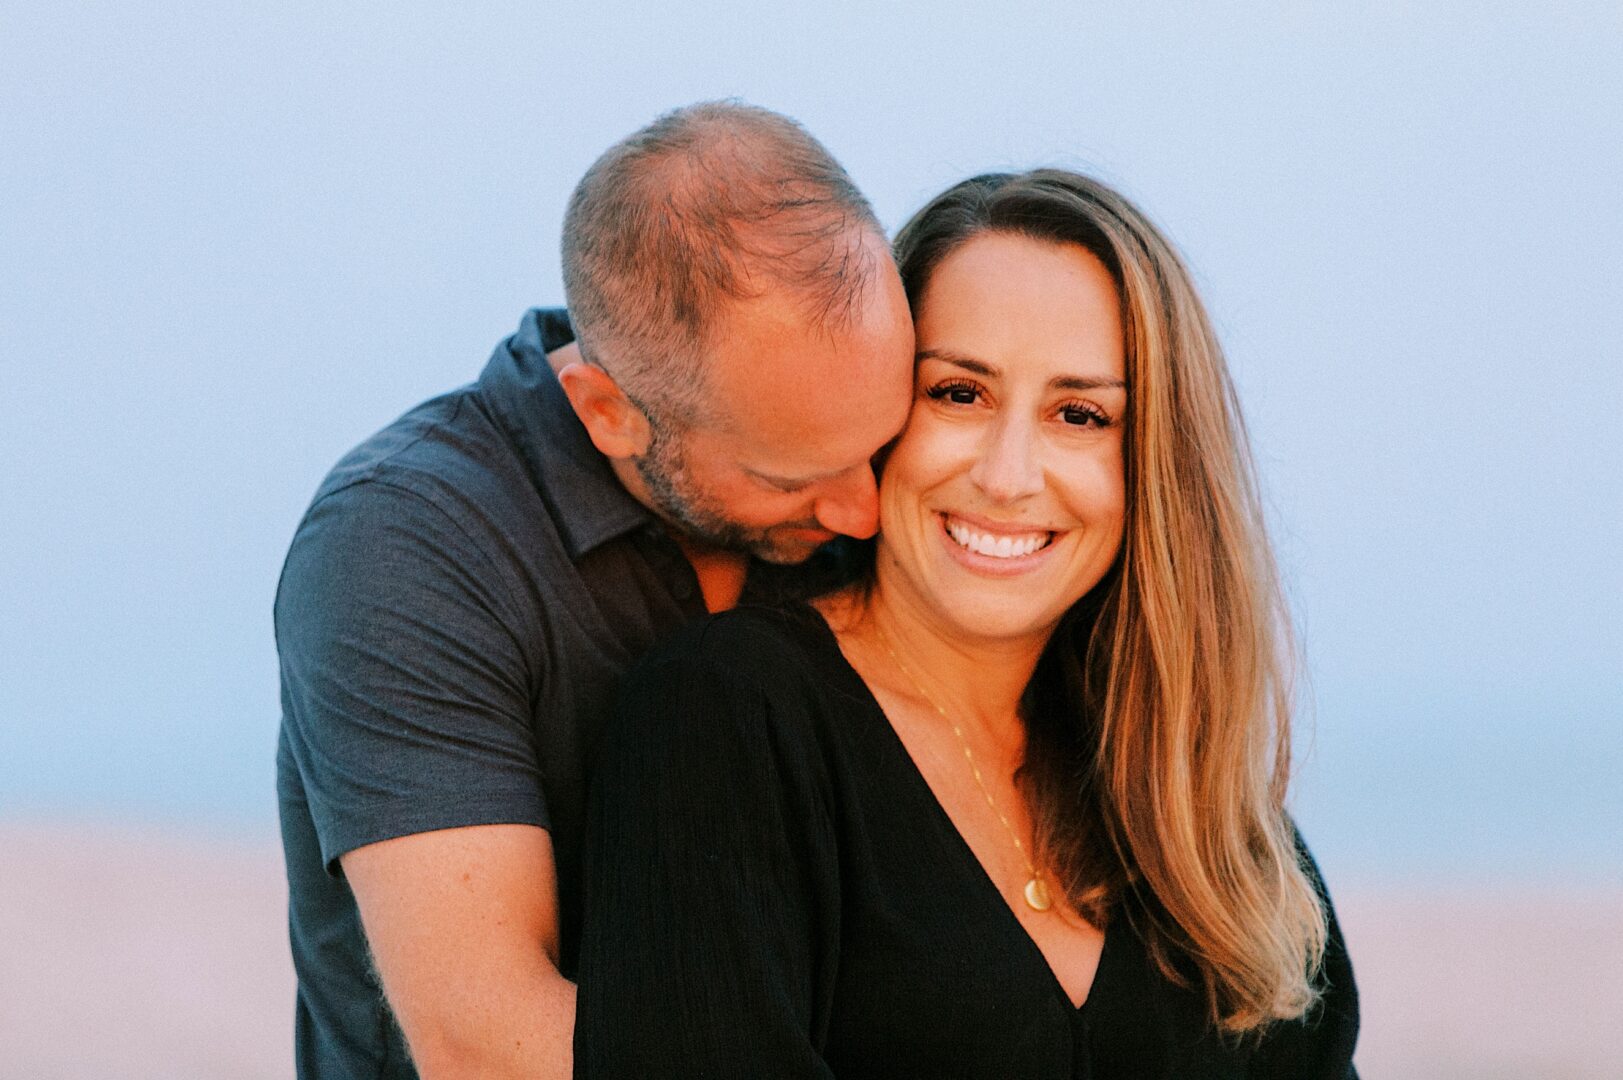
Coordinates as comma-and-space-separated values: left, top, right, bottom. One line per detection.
561, 100, 883, 424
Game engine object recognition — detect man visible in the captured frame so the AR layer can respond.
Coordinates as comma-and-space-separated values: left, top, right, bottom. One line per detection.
275, 101, 914, 1078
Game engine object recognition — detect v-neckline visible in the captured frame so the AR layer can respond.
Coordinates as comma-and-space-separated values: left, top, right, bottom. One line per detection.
799, 604, 1111, 1015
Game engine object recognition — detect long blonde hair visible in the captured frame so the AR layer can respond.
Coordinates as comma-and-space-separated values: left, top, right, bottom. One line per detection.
892, 170, 1326, 1031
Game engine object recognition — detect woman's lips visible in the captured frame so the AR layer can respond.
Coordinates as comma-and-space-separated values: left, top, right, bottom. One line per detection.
936, 512, 1061, 575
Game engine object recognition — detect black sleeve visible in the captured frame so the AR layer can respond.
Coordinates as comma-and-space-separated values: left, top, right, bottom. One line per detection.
574, 623, 839, 1079
275, 480, 547, 872
1251, 832, 1362, 1079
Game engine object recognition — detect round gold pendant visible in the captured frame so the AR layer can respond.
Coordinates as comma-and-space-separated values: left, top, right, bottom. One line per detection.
1023, 876, 1053, 912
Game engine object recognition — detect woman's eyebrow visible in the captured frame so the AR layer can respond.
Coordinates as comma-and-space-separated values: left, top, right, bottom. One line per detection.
917, 348, 996, 376
918, 349, 1126, 391
1052, 374, 1127, 392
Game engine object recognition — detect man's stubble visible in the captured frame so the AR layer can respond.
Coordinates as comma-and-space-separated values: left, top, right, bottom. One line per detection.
632, 419, 824, 566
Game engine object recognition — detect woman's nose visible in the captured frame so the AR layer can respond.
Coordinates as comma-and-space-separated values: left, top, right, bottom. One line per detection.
969, 417, 1044, 503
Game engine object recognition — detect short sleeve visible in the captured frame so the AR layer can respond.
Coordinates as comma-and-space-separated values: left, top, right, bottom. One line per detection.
275, 480, 547, 873
574, 619, 839, 1079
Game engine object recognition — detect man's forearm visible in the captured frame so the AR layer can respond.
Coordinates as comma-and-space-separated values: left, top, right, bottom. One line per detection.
396, 960, 576, 1080
343, 825, 575, 1080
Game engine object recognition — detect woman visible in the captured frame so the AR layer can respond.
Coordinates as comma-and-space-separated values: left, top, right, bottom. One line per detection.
574, 170, 1359, 1078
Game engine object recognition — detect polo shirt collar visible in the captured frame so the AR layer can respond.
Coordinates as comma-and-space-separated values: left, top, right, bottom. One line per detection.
477, 308, 654, 560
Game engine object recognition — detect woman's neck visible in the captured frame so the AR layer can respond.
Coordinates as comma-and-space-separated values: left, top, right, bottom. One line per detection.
823, 571, 1051, 744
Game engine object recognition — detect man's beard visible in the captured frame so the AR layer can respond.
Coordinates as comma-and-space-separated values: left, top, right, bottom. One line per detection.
634, 423, 824, 565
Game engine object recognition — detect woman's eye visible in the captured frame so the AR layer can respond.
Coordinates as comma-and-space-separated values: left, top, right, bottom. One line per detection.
1059, 403, 1109, 427
926, 381, 981, 406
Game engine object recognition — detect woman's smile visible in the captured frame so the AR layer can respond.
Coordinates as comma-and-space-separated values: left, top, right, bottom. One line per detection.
935, 511, 1063, 577
941, 512, 1055, 559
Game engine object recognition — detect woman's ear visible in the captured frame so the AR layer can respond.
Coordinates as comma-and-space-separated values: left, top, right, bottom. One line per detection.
556, 361, 654, 460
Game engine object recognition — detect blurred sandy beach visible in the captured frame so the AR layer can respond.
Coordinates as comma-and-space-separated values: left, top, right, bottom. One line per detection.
2, 820, 1618, 1079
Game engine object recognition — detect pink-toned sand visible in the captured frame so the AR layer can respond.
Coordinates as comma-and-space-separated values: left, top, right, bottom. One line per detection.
1, 821, 1618, 1079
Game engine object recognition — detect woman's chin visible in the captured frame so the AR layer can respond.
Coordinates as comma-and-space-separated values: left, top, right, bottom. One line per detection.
921, 593, 1068, 651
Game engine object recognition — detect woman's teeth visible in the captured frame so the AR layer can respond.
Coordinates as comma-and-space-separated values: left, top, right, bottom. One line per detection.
944, 518, 1053, 559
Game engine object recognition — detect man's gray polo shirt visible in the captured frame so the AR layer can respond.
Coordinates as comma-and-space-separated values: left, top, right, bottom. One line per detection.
275, 308, 709, 1078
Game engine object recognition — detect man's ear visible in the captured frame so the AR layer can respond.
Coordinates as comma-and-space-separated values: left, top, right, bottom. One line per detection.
556, 362, 653, 459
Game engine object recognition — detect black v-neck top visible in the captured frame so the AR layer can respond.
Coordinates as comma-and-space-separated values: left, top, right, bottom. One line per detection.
575, 605, 1359, 1079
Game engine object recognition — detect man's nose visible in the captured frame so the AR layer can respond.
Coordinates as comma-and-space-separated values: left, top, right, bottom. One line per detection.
969, 417, 1044, 503
812, 466, 881, 539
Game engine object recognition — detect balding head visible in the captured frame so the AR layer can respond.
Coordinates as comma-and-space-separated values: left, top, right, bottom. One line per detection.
555, 102, 914, 565
561, 100, 886, 423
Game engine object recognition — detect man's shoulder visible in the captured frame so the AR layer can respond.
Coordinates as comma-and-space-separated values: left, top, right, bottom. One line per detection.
306, 305, 574, 515
297, 378, 577, 572
293, 307, 642, 566
276, 383, 558, 626
311, 384, 512, 513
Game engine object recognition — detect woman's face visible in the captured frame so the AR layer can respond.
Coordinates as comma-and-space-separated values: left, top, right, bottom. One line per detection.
876, 231, 1128, 648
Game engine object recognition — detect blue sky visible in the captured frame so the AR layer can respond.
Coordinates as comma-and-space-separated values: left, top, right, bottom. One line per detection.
2, 1, 1619, 883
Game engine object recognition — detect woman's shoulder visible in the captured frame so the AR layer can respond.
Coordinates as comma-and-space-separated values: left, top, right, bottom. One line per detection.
610, 603, 851, 754
627, 602, 840, 696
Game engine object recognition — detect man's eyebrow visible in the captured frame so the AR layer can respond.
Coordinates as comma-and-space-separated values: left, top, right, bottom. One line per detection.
917, 349, 1127, 391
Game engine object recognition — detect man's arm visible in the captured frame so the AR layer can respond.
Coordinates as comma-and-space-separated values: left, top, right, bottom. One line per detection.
342, 824, 574, 1079
276, 481, 570, 1077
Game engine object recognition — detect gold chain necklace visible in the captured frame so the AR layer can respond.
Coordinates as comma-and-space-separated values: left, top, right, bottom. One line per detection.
874, 624, 1054, 912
